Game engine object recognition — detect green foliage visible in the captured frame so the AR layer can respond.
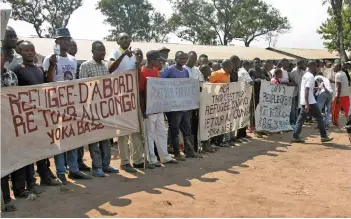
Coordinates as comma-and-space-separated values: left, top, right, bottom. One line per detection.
230, 0, 291, 47
168, 0, 290, 46
97, 0, 171, 42
3, 0, 83, 38
318, 2, 351, 54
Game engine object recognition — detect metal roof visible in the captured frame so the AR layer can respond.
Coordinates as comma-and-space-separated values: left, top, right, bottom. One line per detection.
20, 37, 294, 61
266, 47, 339, 60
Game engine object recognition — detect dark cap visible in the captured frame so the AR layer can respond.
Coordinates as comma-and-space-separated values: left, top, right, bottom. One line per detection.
55, 28, 71, 39
147, 50, 166, 61
158, 46, 170, 53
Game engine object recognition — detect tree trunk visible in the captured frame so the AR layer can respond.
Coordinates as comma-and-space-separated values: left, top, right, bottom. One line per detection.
332, 0, 349, 61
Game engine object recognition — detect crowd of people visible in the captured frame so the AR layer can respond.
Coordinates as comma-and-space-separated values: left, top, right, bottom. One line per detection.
1, 26, 351, 213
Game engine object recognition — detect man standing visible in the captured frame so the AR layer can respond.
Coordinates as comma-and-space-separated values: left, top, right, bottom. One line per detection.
211, 62, 221, 71
2, 26, 22, 71
139, 50, 178, 166
79, 41, 119, 177
315, 75, 333, 126
292, 61, 333, 143
289, 59, 306, 126
161, 51, 203, 159
198, 54, 210, 66
109, 32, 149, 172
43, 28, 92, 184
158, 47, 170, 73
13, 41, 62, 188
331, 60, 350, 126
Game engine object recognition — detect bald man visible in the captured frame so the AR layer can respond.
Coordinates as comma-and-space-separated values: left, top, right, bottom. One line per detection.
2, 26, 23, 71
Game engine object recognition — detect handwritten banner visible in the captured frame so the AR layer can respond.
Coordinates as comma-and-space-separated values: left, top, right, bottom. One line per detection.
1, 71, 139, 177
255, 80, 294, 132
199, 82, 252, 141
146, 78, 200, 114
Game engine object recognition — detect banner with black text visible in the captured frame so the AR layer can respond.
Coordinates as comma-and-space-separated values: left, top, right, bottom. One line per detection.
199, 82, 252, 141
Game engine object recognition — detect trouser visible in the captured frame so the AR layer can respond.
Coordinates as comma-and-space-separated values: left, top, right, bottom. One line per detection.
250, 97, 259, 128
293, 104, 327, 139
191, 110, 199, 151
1, 176, 11, 204
290, 95, 299, 125
9, 168, 26, 196
88, 139, 111, 170
77, 146, 85, 166
54, 149, 79, 175
317, 91, 333, 125
169, 111, 192, 153
118, 132, 144, 166
145, 113, 172, 164
332, 96, 350, 126
236, 127, 247, 138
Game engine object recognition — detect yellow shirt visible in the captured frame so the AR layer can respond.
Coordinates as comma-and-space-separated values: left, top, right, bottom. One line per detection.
209, 69, 230, 83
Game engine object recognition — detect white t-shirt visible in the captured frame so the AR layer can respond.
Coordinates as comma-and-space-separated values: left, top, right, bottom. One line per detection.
335, 71, 350, 97
300, 71, 317, 105
109, 48, 136, 74
183, 65, 204, 81
315, 75, 333, 95
238, 67, 253, 83
43, 54, 77, 82
272, 67, 289, 83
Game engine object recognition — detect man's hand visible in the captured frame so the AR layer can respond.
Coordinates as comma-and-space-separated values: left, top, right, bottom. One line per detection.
305, 104, 310, 113
49, 54, 58, 67
123, 47, 133, 57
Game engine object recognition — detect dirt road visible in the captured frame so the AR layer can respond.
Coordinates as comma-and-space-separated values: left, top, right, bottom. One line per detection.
3, 124, 351, 218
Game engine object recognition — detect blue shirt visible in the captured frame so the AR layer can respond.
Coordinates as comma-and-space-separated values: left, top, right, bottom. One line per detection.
160, 65, 189, 78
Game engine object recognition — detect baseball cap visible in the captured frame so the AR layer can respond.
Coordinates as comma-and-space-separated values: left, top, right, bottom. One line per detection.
146, 50, 166, 61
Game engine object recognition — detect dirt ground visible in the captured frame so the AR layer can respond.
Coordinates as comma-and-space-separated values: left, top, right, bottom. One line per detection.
2, 123, 351, 218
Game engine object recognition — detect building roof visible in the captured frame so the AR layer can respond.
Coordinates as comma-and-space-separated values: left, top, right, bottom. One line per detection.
266, 47, 339, 60
20, 37, 293, 61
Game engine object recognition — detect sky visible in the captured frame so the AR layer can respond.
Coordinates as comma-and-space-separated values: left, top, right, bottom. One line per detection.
2, 0, 329, 49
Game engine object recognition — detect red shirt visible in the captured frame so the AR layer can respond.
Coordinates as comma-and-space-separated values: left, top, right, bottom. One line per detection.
139, 66, 160, 92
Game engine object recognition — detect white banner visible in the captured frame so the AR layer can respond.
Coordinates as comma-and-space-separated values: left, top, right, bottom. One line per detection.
255, 80, 295, 132
1, 71, 140, 177
199, 82, 252, 141
146, 78, 200, 114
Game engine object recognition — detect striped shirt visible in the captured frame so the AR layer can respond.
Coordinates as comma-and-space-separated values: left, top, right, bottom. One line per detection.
79, 59, 110, 79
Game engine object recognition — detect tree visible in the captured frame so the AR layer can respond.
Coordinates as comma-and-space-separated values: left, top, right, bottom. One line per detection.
3, 0, 83, 38
318, 3, 350, 59
230, 0, 291, 47
168, 0, 290, 46
318, 0, 349, 61
97, 0, 170, 42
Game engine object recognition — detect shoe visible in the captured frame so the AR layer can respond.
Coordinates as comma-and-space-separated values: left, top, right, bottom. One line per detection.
203, 141, 215, 153
292, 137, 305, 143
79, 163, 91, 172
14, 190, 30, 199
164, 159, 178, 164
152, 162, 162, 167
174, 154, 186, 161
103, 166, 119, 173
133, 162, 155, 169
321, 136, 333, 142
92, 169, 105, 177
28, 184, 43, 195
121, 164, 137, 173
68, 171, 92, 180
57, 174, 68, 185
184, 136, 204, 158
40, 176, 62, 186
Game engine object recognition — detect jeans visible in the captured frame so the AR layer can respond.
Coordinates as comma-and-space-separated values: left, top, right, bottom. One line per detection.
54, 149, 79, 175
89, 140, 111, 170
145, 113, 172, 164
290, 95, 299, 125
77, 146, 85, 166
317, 91, 332, 125
169, 111, 192, 140
293, 104, 327, 139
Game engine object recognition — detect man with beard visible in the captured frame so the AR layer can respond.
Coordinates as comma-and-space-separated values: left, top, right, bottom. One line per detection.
109, 33, 152, 171
44, 28, 92, 184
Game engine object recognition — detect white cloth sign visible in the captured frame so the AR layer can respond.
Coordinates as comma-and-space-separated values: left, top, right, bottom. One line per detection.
199, 82, 252, 141
255, 80, 295, 132
146, 78, 200, 114
1, 71, 140, 177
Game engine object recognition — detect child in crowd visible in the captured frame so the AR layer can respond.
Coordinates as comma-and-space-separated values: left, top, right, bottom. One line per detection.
271, 68, 283, 84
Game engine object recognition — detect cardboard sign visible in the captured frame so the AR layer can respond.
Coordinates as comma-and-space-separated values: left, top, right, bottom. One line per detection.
199, 82, 252, 141
1, 71, 140, 177
255, 80, 295, 132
